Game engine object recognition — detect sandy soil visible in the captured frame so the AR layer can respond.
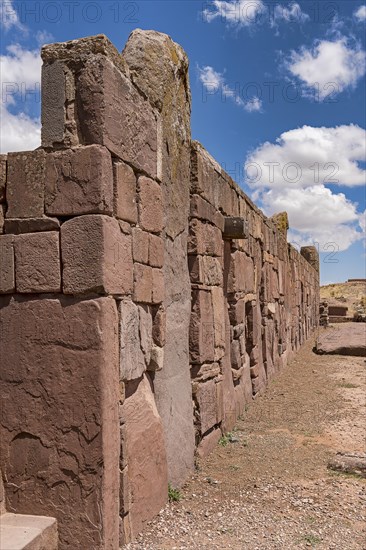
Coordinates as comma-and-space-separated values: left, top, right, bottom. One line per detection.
124, 332, 366, 550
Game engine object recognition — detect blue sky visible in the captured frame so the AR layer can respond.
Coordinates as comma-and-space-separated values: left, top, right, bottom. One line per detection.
1, 0, 365, 284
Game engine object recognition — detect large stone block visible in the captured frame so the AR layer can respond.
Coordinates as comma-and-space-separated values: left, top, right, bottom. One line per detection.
190, 289, 215, 364
133, 263, 152, 303
119, 300, 145, 381
211, 286, 226, 360
132, 228, 149, 264
0, 235, 15, 294
114, 161, 138, 223
45, 145, 113, 216
138, 176, 164, 234
190, 194, 224, 231
0, 154, 6, 203
196, 379, 218, 434
188, 255, 223, 286
227, 251, 255, 294
152, 306, 166, 347
120, 375, 168, 542
77, 55, 158, 177
4, 217, 60, 235
0, 295, 120, 549
6, 151, 46, 219
14, 232, 61, 293
148, 234, 164, 268
188, 219, 222, 257
61, 215, 133, 295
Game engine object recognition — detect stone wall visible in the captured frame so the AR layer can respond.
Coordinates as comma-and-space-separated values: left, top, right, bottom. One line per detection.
0, 31, 319, 548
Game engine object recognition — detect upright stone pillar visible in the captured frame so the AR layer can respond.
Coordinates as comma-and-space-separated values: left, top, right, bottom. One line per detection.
122, 30, 195, 486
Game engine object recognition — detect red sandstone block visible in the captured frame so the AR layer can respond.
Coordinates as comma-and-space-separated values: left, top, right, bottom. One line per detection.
190, 289, 215, 363
133, 263, 152, 303
196, 379, 218, 434
152, 268, 164, 304
0, 155, 6, 203
5, 217, 60, 235
132, 228, 149, 264
14, 232, 61, 293
188, 255, 223, 286
138, 176, 163, 233
45, 145, 113, 216
6, 150, 46, 219
148, 234, 164, 268
152, 306, 166, 347
120, 375, 168, 538
0, 235, 15, 293
0, 205, 4, 234
211, 286, 225, 360
227, 251, 254, 294
196, 427, 221, 459
188, 219, 222, 257
77, 55, 158, 178
61, 215, 133, 295
190, 194, 224, 231
114, 161, 138, 223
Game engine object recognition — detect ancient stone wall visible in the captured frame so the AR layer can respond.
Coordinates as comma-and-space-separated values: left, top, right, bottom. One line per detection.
0, 31, 319, 548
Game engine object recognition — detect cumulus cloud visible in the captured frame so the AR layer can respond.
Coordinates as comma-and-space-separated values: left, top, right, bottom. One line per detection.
203, 0, 266, 26
354, 5, 366, 22
0, 44, 42, 153
202, 0, 309, 28
286, 38, 366, 100
245, 125, 365, 251
0, 0, 25, 31
245, 124, 366, 188
198, 65, 262, 112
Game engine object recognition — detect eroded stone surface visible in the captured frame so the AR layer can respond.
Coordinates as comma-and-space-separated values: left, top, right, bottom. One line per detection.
6, 151, 46, 219
0, 295, 120, 549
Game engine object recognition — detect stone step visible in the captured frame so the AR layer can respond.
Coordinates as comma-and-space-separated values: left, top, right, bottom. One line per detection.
0, 513, 57, 550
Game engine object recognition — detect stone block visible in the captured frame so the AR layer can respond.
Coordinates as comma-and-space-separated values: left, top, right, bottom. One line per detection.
152, 268, 165, 304
211, 286, 226, 360
14, 232, 61, 293
0, 205, 4, 234
191, 362, 221, 382
188, 255, 223, 286
45, 145, 113, 216
196, 379, 218, 434
0, 235, 15, 294
190, 194, 224, 231
77, 55, 158, 177
188, 219, 222, 257
6, 150, 46, 219
149, 234, 164, 268
148, 345, 164, 371
132, 228, 149, 264
228, 251, 254, 294
133, 263, 152, 303
119, 300, 145, 381
138, 176, 163, 233
0, 295, 120, 549
190, 289, 214, 363
138, 305, 153, 366
120, 375, 168, 539
196, 427, 221, 459
152, 306, 166, 347
0, 154, 6, 203
4, 217, 60, 235
61, 215, 133, 295
114, 161, 138, 223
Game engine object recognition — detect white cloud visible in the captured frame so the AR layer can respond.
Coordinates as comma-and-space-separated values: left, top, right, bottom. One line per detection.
198, 65, 262, 113
0, 0, 25, 31
245, 124, 366, 189
286, 38, 366, 100
203, 0, 265, 26
245, 125, 365, 251
354, 5, 366, 22
0, 103, 41, 153
271, 2, 309, 25
0, 44, 42, 153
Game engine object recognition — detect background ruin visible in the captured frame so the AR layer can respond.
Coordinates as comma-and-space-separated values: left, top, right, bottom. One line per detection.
0, 30, 319, 548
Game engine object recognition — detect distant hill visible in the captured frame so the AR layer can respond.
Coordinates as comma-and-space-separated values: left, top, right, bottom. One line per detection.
320, 280, 366, 315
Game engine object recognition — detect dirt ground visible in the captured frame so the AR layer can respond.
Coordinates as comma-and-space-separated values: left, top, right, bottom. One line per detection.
124, 331, 366, 550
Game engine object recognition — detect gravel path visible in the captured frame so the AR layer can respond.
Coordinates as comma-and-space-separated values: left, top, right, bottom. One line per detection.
123, 332, 366, 549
